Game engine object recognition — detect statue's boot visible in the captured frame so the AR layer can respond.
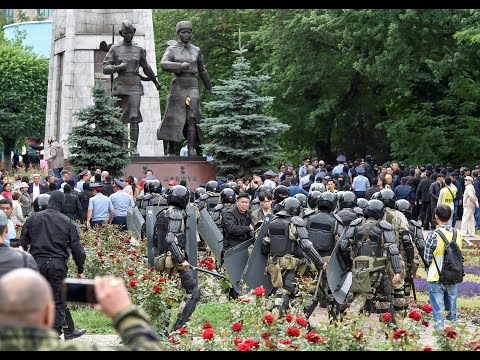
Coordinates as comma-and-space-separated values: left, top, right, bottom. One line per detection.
130, 124, 139, 155
167, 141, 175, 156
187, 125, 197, 156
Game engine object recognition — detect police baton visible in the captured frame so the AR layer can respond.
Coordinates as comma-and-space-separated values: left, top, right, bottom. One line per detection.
190, 265, 226, 280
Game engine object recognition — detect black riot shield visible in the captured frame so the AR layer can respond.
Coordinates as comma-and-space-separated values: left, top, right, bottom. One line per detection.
185, 203, 198, 279
326, 240, 352, 304
240, 214, 274, 295
224, 239, 255, 295
197, 207, 223, 263
127, 207, 145, 240
146, 205, 167, 268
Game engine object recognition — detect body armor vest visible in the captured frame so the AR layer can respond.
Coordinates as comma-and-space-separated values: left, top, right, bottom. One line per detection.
336, 208, 358, 227
305, 211, 336, 254
250, 198, 261, 212
150, 194, 168, 207
211, 203, 234, 234
155, 208, 187, 251
269, 216, 293, 257
352, 219, 384, 258
206, 195, 220, 212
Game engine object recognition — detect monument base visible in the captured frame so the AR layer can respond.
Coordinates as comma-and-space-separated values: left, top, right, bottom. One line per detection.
123, 156, 218, 191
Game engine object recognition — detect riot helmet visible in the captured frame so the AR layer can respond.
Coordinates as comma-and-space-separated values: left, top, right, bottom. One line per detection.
149, 180, 162, 194
257, 184, 273, 196
307, 190, 322, 209
205, 180, 219, 193
293, 193, 307, 208
282, 197, 301, 217
378, 188, 397, 209
363, 199, 385, 220
220, 188, 236, 204
34, 193, 51, 212
273, 185, 290, 203
339, 191, 357, 209
144, 180, 154, 194
370, 191, 380, 200
317, 191, 337, 211
167, 185, 190, 209
356, 197, 368, 209
395, 199, 412, 220
194, 187, 206, 200
224, 181, 240, 195
309, 182, 326, 193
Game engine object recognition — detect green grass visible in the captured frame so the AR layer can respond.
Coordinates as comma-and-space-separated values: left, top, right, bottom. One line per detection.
69, 305, 115, 334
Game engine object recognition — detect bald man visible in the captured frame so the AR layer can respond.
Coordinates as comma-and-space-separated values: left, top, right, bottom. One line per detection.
0, 268, 163, 350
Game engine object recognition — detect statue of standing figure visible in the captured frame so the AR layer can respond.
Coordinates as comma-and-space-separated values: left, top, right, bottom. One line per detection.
156, 20, 213, 156
103, 20, 160, 155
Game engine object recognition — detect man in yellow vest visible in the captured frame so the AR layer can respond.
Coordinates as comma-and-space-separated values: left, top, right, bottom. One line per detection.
437, 177, 457, 226
424, 204, 463, 332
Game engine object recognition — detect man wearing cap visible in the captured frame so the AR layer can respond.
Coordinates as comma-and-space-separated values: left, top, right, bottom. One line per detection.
76, 169, 91, 193
263, 170, 277, 190
166, 179, 177, 195
18, 182, 32, 217
86, 183, 114, 229
157, 20, 213, 157
109, 178, 135, 231
102, 20, 160, 155
332, 154, 347, 176
27, 174, 46, 203
352, 166, 369, 199
222, 193, 254, 253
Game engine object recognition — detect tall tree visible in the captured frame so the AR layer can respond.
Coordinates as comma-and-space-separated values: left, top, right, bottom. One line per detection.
0, 40, 48, 170
200, 34, 289, 177
66, 84, 131, 176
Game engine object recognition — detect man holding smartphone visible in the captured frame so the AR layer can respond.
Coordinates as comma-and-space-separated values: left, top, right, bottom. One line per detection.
20, 190, 86, 338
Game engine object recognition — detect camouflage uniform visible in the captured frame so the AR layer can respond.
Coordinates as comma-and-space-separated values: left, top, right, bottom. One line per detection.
403, 218, 427, 305
384, 207, 409, 311
0, 306, 162, 351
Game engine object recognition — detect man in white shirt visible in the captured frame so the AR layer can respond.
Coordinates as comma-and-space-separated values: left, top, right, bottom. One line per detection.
0, 199, 16, 246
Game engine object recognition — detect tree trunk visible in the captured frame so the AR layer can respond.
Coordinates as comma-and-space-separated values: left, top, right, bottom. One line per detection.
3, 137, 14, 172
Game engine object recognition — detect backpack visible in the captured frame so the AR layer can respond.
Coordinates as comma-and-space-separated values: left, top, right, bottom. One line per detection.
433, 228, 464, 285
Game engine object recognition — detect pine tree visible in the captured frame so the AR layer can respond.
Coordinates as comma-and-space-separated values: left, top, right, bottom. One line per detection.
200, 31, 289, 177
66, 83, 131, 176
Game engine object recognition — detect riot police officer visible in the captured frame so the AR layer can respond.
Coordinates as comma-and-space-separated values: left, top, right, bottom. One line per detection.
154, 185, 199, 334
339, 199, 402, 317
378, 188, 409, 313
198, 180, 220, 213
272, 185, 290, 214
211, 187, 237, 235
336, 191, 358, 229
303, 191, 343, 313
395, 199, 428, 305
261, 197, 326, 317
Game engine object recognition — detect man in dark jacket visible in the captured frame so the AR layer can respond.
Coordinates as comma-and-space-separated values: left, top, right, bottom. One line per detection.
222, 192, 254, 252
61, 184, 82, 221
416, 170, 435, 230
0, 210, 38, 276
20, 190, 86, 337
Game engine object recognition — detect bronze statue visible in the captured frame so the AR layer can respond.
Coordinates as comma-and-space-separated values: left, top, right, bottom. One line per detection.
157, 20, 213, 156
103, 20, 160, 155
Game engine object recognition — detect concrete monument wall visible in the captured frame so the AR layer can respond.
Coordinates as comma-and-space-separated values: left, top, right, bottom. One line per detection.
44, 9, 163, 158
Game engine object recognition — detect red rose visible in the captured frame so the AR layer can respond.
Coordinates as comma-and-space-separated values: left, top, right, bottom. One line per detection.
127, 270, 135, 277
422, 303, 433, 314
233, 337, 242, 345
353, 331, 363, 339
263, 314, 275, 324
296, 317, 307, 328
97, 251, 103, 257
159, 276, 166, 283
423, 347, 432, 351
142, 274, 148, 280
238, 342, 252, 351
285, 314, 293, 322
232, 322, 243, 332
178, 327, 188, 335
280, 339, 292, 345
93, 241, 98, 247
422, 321, 429, 327
129, 280, 139, 287
287, 327, 300, 337
382, 312, 392, 322
393, 329, 408, 340
153, 285, 162, 293
408, 309, 422, 322
306, 331, 321, 343
253, 286, 266, 296
202, 328, 214, 340
203, 322, 213, 329
260, 331, 270, 339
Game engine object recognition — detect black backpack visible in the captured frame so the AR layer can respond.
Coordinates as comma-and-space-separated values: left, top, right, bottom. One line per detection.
433, 228, 464, 285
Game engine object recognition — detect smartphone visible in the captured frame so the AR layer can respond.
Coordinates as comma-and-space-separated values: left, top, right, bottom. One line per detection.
63, 278, 97, 304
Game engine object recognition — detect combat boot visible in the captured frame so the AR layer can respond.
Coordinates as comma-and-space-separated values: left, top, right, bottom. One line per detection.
64, 328, 86, 340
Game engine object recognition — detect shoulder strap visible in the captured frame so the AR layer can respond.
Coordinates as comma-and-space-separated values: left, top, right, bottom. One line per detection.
432, 228, 454, 275
20, 251, 28, 267
446, 186, 455, 200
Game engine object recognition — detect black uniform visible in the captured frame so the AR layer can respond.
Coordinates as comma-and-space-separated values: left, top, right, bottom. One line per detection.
222, 206, 252, 252
20, 190, 85, 335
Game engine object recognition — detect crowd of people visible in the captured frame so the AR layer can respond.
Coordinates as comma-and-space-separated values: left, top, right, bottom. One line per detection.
0, 152, 472, 349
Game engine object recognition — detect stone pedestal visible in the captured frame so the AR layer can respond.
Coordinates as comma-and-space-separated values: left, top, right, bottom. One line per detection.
123, 156, 218, 192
